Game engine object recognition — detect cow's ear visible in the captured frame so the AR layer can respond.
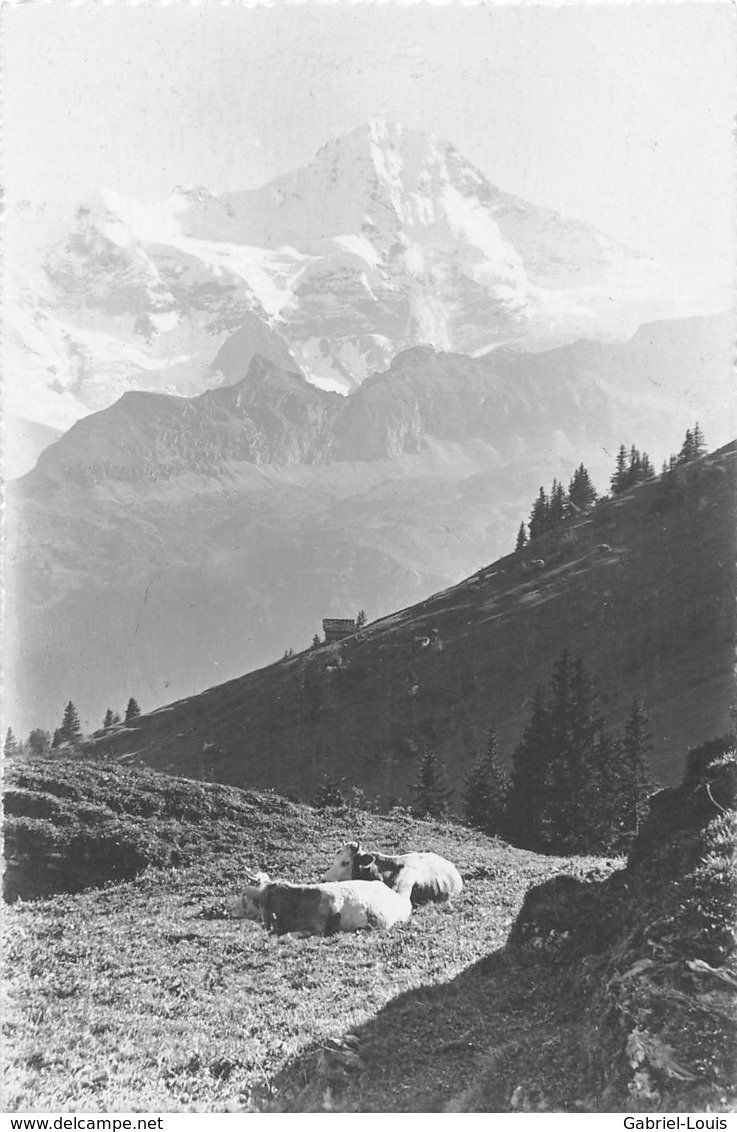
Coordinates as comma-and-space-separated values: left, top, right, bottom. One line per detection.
356, 853, 375, 867
347, 841, 360, 853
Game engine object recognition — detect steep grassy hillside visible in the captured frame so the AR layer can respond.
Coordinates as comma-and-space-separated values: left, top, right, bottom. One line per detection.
87, 442, 737, 799
3, 744, 734, 1112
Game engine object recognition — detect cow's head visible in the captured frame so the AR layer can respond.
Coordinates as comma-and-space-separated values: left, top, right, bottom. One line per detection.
352, 852, 381, 882
229, 871, 270, 920
321, 841, 362, 882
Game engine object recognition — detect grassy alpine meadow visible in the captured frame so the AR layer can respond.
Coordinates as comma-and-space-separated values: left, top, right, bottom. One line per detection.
2, 757, 619, 1112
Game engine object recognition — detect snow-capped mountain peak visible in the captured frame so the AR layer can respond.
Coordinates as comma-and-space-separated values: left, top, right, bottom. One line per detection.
6, 120, 688, 454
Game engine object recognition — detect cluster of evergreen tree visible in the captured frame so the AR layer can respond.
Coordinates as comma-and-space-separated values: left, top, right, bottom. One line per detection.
103, 699, 140, 727
4, 697, 142, 761
610, 443, 655, 496
505, 651, 653, 854
516, 424, 709, 552
411, 748, 455, 818
461, 729, 507, 838
458, 653, 654, 854
653, 423, 708, 511
517, 464, 597, 548
675, 422, 707, 467
50, 701, 83, 750
610, 424, 705, 500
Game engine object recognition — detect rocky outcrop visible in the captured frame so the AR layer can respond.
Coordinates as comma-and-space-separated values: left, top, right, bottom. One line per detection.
508, 737, 737, 1110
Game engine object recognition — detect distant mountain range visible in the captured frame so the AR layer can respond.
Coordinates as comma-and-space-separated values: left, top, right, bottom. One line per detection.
6, 119, 691, 456
85, 441, 737, 799
5, 311, 733, 737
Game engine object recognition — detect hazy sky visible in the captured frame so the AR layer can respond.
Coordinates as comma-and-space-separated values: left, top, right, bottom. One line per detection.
3, 1, 735, 293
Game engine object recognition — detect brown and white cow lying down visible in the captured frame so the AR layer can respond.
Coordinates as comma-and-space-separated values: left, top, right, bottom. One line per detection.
229, 873, 412, 935
321, 842, 463, 904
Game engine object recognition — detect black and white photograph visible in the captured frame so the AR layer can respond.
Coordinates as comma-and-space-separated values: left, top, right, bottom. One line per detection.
2, 0, 736, 1116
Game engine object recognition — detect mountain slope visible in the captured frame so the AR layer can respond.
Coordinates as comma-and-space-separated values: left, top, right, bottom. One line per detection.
6, 312, 734, 735
7, 314, 732, 738
84, 442, 737, 795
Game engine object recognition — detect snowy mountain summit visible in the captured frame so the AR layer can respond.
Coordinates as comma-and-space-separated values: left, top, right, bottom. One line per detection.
7, 119, 680, 449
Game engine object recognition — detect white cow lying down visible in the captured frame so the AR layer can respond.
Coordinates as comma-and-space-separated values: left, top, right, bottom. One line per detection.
321, 841, 463, 904
229, 873, 412, 935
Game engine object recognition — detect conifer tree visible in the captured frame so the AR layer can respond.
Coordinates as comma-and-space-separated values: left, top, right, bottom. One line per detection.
691, 422, 706, 459
103, 708, 115, 729
677, 422, 707, 465
564, 654, 606, 850
549, 478, 567, 526
610, 445, 628, 495
4, 727, 20, 759
515, 522, 528, 552
27, 729, 51, 757
506, 685, 550, 851
59, 701, 82, 745
567, 464, 597, 513
620, 699, 655, 835
125, 698, 141, 722
535, 651, 604, 852
112, 713, 122, 725
462, 729, 507, 837
411, 748, 454, 819
677, 428, 694, 465
51, 728, 63, 750
640, 452, 655, 481
312, 634, 321, 648
356, 610, 367, 630
528, 487, 549, 541
627, 445, 642, 489
589, 730, 627, 848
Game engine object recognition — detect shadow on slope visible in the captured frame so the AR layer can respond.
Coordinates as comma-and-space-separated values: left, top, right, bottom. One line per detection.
265, 739, 737, 1113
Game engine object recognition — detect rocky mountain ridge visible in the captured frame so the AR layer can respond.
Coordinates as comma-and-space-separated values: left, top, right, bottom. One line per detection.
6, 119, 688, 457
6, 312, 733, 738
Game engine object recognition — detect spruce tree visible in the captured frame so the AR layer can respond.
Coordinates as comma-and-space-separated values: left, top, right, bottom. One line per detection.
567, 464, 597, 513
610, 445, 628, 495
626, 445, 642, 489
589, 730, 627, 849
356, 610, 367, 630
59, 701, 82, 745
691, 422, 706, 459
125, 698, 141, 722
506, 685, 550, 851
4, 727, 20, 759
640, 452, 655, 481
103, 708, 115, 729
411, 748, 454, 819
515, 522, 528, 552
27, 729, 51, 757
677, 428, 695, 466
543, 651, 605, 853
620, 699, 655, 836
548, 478, 566, 526
312, 634, 321, 648
528, 487, 549, 541
462, 729, 507, 837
